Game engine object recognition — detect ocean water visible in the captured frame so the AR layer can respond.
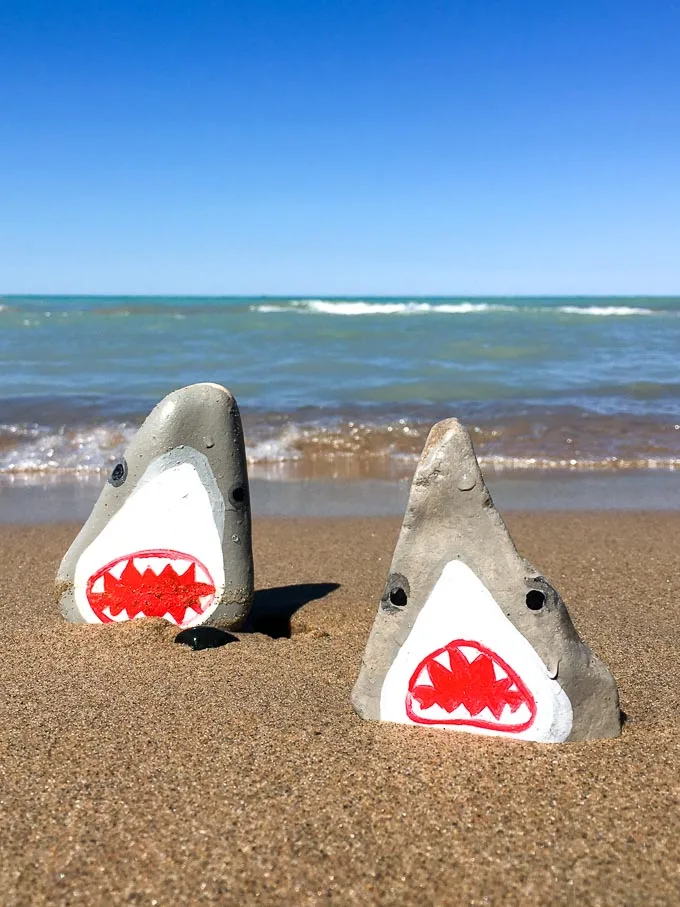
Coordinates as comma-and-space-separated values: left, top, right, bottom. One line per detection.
1, 295, 679, 482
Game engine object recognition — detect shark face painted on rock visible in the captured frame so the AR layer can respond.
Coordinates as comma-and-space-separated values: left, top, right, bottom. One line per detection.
379, 561, 573, 741
56, 383, 254, 630
352, 419, 621, 743
73, 449, 226, 627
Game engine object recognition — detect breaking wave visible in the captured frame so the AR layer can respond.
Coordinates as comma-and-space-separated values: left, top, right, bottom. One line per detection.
556, 305, 655, 316
249, 300, 661, 317
1, 411, 679, 483
1, 297, 670, 321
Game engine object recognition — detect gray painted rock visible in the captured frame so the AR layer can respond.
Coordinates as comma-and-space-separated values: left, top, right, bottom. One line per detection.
352, 419, 621, 742
56, 383, 253, 630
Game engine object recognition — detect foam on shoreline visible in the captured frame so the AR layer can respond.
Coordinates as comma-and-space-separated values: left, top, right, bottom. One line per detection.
1, 409, 679, 481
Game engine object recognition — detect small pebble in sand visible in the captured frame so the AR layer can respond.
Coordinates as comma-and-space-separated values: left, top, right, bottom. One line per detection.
174, 627, 237, 650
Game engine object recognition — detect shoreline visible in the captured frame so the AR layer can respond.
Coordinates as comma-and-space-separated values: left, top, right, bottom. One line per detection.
2, 468, 680, 523
2, 406, 680, 480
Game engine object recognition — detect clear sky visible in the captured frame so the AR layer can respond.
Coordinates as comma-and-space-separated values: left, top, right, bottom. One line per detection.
1, 0, 679, 295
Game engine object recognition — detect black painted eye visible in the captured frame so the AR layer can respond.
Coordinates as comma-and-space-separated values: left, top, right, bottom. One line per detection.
381, 573, 410, 611
526, 590, 545, 611
389, 587, 407, 607
109, 458, 128, 487
229, 484, 247, 508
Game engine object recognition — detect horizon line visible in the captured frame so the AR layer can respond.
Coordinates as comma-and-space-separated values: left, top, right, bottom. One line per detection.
3, 292, 680, 300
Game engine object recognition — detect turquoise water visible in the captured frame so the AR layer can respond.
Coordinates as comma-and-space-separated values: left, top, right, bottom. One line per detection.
1, 295, 679, 478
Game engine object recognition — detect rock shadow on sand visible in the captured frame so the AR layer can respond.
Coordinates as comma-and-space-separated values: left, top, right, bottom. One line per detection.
245, 583, 340, 638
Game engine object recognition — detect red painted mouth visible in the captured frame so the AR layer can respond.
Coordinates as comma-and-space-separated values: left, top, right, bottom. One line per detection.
406, 640, 536, 732
86, 549, 217, 627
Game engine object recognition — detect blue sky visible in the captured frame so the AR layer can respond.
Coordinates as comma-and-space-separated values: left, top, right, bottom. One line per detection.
1, 0, 679, 295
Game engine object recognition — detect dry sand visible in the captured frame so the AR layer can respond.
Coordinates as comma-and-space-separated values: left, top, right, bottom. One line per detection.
1, 514, 679, 905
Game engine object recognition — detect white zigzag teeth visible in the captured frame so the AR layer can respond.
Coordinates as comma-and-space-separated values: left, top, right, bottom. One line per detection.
493, 661, 509, 681
126, 556, 198, 577
131, 556, 189, 576
411, 702, 472, 723
501, 703, 522, 724
416, 698, 531, 727
447, 703, 472, 721
99, 555, 213, 584
433, 649, 452, 670
194, 564, 211, 584
414, 666, 432, 687
477, 706, 496, 723
411, 645, 534, 727
514, 702, 531, 723
108, 560, 128, 580
101, 605, 130, 622
500, 704, 514, 723
90, 554, 218, 626
497, 702, 532, 724
458, 645, 479, 663
132, 556, 162, 575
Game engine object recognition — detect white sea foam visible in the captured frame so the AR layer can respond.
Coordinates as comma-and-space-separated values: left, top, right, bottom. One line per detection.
1, 417, 679, 481
246, 425, 304, 462
0, 424, 135, 476
251, 300, 518, 316
555, 305, 655, 316
249, 299, 661, 317
252, 304, 291, 313
0, 421, 307, 478
306, 300, 522, 315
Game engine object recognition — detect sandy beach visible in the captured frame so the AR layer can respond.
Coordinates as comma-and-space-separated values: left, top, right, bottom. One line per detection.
1, 512, 679, 905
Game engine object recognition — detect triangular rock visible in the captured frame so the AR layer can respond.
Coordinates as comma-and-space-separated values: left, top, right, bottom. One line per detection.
352, 419, 620, 742
56, 383, 253, 630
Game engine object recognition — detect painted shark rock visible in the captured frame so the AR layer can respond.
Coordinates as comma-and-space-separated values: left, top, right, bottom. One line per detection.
56, 383, 253, 630
351, 419, 620, 742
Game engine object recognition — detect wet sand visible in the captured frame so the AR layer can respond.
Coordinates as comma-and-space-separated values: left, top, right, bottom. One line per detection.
1, 514, 679, 905
5, 470, 680, 525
